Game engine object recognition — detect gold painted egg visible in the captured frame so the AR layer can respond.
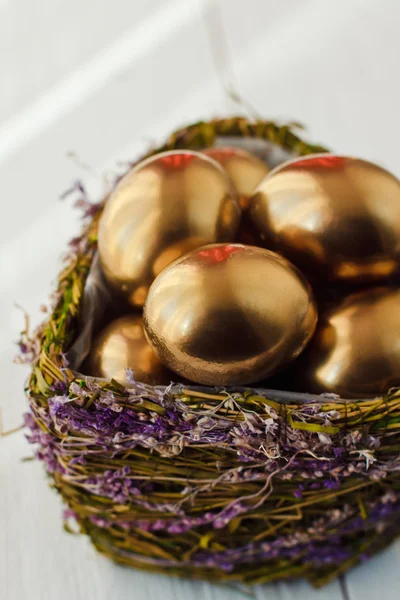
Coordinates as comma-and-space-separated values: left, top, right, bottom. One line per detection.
98, 150, 241, 307
249, 155, 400, 283
204, 146, 270, 209
87, 315, 172, 385
143, 244, 317, 386
299, 287, 400, 397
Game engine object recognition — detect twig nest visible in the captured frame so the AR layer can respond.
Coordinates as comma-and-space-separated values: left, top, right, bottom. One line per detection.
143, 243, 317, 385
24, 117, 400, 587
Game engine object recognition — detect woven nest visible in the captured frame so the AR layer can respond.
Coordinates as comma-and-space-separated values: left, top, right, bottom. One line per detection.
21, 117, 400, 588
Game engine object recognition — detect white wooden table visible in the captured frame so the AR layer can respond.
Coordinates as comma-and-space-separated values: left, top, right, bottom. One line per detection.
1, 1, 400, 598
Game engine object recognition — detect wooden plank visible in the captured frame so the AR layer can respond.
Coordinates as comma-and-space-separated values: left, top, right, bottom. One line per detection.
345, 544, 400, 600
267, 580, 343, 600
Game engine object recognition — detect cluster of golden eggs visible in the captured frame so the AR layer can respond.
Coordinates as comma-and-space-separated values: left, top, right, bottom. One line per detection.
86, 146, 400, 398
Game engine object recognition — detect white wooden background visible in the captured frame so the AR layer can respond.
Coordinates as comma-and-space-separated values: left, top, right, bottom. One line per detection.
1, 1, 400, 598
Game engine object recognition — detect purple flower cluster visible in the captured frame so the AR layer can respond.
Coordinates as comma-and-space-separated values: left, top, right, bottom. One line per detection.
23, 378, 400, 539
89, 493, 400, 573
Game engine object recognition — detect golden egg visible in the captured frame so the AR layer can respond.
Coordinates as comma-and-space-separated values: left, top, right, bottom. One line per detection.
204, 146, 270, 209
249, 155, 400, 283
300, 287, 400, 397
98, 150, 241, 307
87, 315, 172, 385
143, 244, 317, 386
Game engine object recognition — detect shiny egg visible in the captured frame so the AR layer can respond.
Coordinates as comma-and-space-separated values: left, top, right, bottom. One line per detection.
143, 243, 317, 385
204, 146, 270, 209
98, 150, 241, 306
299, 287, 400, 397
249, 155, 400, 283
87, 315, 172, 385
